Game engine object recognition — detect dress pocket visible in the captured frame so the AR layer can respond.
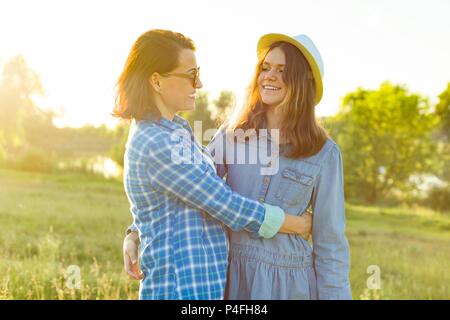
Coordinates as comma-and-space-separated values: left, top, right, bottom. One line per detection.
275, 168, 315, 206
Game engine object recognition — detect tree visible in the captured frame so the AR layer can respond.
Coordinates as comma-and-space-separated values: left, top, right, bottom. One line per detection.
110, 122, 130, 167
434, 83, 450, 182
0, 55, 50, 149
181, 90, 216, 145
435, 82, 450, 140
329, 82, 439, 203
213, 90, 235, 126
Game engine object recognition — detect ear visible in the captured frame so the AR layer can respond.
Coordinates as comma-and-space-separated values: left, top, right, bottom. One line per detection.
149, 72, 162, 93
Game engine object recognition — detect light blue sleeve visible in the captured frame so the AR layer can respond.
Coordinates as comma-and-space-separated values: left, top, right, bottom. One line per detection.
311, 145, 352, 300
259, 204, 285, 238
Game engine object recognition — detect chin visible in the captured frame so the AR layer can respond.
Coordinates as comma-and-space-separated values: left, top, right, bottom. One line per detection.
260, 92, 284, 106
262, 98, 283, 107
181, 103, 195, 112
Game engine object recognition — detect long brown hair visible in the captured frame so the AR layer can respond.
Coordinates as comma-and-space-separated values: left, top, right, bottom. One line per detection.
112, 29, 195, 120
230, 42, 328, 158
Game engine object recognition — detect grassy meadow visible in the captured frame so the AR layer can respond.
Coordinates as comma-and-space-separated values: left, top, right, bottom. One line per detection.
0, 168, 449, 300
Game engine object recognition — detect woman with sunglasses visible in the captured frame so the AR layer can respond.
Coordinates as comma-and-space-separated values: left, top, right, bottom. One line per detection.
114, 29, 312, 300
208, 34, 352, 300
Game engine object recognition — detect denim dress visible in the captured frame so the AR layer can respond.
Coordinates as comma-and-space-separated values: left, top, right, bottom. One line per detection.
208, 129, 352, 300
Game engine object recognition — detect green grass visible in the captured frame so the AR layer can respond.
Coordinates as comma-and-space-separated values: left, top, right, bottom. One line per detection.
346, 204, 450, 299
0, 168, 449, 299
0, 169, 138, 299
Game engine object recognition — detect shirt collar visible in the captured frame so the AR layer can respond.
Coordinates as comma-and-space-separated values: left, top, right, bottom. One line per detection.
158, 115, 190, 130
154, 114, 192, 132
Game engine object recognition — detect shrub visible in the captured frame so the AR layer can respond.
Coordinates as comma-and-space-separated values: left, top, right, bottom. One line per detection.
426, 186, 450, 213
15, 148, 55, 172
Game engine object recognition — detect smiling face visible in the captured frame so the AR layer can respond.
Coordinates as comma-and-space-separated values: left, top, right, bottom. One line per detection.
257, 46, 288, 108
231, 41, 325, 159
158, 49, 203, 116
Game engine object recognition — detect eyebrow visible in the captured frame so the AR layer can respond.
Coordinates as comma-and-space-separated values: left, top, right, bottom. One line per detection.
263, 61, 285, 67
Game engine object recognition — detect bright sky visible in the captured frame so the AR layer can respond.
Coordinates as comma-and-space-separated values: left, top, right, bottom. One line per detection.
1, 0, 449, 127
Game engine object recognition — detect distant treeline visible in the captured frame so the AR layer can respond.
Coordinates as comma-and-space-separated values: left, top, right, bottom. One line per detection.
1, 55, 449, 211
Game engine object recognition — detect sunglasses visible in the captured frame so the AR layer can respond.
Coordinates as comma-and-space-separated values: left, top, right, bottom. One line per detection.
160, 67, 200, 88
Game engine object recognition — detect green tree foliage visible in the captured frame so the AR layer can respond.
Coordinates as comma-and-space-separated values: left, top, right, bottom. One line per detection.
181, 90, 216, 144
426, 186, 450, 212
327, 82, 439, 203
434, 83, 450, 182
435, 82, 450, 140
0, 55, 118, 163
213, 90, 235, 126
109, 122, 130, 167
0, 55, 48, 148
182, 91, 215, 126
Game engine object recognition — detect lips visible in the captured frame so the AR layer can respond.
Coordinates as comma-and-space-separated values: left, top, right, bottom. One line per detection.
262, 85, 281, 91
261, 84, 282, 96
188, 92, 196, 99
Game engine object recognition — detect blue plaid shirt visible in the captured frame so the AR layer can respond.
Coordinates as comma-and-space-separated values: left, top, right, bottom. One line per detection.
124, 115, 284, 300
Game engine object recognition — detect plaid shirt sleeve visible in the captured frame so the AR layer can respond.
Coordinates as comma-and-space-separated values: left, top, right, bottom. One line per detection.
139, 129, 284, 237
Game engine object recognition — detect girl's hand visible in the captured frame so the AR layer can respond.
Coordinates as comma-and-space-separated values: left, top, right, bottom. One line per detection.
279, 212, 313, 240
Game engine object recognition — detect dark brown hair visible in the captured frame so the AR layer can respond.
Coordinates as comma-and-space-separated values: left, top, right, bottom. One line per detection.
112, 29, 195, 120
230, 42, 328, 158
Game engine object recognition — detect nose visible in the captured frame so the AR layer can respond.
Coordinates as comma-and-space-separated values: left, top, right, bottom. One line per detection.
263, 69, 277, 81
196, 76, 203, 89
